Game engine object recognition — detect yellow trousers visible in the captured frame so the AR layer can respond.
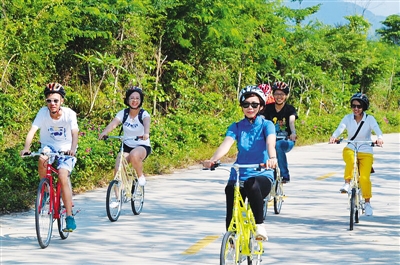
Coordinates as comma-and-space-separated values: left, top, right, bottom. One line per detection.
342, 147, 374, 199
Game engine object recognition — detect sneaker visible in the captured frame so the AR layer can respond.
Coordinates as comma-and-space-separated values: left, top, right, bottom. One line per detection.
282, 177, 290, 184
138, 175, 146, 186
110, 201, 120, 208
365, 202, 373, 216
340, 183, 350, 193
255, 224, 268, 241
64, 216, 76, 232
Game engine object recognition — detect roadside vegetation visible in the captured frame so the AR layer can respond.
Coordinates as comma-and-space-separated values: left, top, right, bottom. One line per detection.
1, 0, 399, 213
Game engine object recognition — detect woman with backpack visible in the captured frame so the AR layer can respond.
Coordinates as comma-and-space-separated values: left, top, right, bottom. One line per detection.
99, 86, 151, 186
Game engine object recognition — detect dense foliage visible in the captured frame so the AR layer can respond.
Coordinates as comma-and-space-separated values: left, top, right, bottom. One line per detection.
1, 0, 399, 213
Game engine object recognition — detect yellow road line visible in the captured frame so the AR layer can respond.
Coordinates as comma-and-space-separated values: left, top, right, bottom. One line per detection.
316, 172, 337, 180
182, 235, 220, 255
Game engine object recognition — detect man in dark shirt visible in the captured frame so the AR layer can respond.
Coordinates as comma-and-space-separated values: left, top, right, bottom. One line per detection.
262, 82, 298, 183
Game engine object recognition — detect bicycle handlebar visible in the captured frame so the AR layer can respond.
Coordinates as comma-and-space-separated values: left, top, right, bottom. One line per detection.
102, 135, 143, 141
335, 138, 378, 147
205, 161, 268, 171
22, 150, 67, 158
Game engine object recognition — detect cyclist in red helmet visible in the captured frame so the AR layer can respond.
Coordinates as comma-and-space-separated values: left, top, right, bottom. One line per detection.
329, 93, 384, 216
258, 83, 275, 105
21, 83, 79, 231
261, 81, 298, 183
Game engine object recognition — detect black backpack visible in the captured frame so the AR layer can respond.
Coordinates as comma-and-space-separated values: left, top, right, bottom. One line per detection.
119, 108, 145, 136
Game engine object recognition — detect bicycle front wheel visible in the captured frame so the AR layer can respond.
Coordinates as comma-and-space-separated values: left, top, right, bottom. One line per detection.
220, 231, 249, 265
106, 180, 123, 222
274, 180, 284, 214
35, 178, 53, 249
349, 188, 356, 231
57, 197, 69, 239
131, 180, 145, 215
355, 189, 361, 223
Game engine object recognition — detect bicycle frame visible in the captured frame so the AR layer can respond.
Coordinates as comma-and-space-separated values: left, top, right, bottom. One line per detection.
105, 136, 144, 221
338, 139, 375, 230
228, 179, 259, 258
264, 165, 283, 219
23, 150, 73, 248
109, 136, 138, 198
216, 163, 265, 264
44, 161, 62, 218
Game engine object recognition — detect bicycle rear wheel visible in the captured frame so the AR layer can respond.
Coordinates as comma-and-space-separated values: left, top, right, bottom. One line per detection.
131, 180, 145, 215
57, 197, 69, 239
274, 179, 283, 214
35, 178, 53, 249
106, 180, 123, 222
262, 196, 269, 221
349, 188, 356, 231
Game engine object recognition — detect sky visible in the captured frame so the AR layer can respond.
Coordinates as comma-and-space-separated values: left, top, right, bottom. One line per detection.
342, 0, 400, 17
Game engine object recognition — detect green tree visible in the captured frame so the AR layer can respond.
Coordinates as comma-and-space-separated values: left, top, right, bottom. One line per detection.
376, 15, 400, 46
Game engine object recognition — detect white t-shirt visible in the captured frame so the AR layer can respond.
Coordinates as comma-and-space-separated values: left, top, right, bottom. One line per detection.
32, 107, 79, 151
116, 109, 151, 148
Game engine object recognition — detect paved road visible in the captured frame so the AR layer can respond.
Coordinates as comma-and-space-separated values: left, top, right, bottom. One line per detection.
1, 134, 399, 265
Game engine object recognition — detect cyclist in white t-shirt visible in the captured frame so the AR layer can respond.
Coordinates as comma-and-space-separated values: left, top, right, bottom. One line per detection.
21, 83, 79, 231
99, 86, 151, 186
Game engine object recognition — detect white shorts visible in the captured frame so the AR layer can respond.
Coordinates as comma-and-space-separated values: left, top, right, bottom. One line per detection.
41, 145, 77, 174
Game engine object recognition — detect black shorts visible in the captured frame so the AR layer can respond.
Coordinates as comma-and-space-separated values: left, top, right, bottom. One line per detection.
123, 144, 152, 159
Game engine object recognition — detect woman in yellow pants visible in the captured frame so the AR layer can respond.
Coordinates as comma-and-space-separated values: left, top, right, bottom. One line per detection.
329, 93, 383, 216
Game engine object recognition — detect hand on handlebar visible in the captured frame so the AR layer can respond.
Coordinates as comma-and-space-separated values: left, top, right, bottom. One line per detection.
265, 158, 277, 169
375, 139, 383, 147
329, 136, 338, 144
20, 149, 31, 156
99, 133, 108, 140
64, 150, 76, 156
202, 160, 215, 169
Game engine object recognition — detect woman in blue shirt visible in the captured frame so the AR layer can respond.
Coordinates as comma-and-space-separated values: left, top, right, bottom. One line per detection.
203, 85, 277, 241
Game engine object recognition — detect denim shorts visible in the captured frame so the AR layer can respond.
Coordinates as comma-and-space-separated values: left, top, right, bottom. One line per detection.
41, 145, 77, 174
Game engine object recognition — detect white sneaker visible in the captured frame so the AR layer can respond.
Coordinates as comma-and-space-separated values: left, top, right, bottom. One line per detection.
340, 183, 350, 193
255, 224, 268, 241
365, 202, 373, 216
110, 201, 120, 208
138, 175, 146, 186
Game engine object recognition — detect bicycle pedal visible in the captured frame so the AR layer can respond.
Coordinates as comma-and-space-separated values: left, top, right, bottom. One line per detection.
73, 209, 81, 216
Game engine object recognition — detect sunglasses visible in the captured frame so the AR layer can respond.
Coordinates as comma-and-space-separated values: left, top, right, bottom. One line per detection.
241, 102, 260, 108
46, 99, 60, 104
351, 104, 362, 109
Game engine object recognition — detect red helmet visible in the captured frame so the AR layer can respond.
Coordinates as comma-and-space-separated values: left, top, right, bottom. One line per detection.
272, 81, 290, 95
44, 83, 66, 98
258, 83, 275, 104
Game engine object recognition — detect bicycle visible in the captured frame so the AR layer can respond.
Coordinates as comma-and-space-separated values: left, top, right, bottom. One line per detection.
263, 166, 283, 220
209, 162, 269, 265
103, 136, 145, 222
22, 149, 78, 249
336, 139, 377, 231
263, 135, 286, 220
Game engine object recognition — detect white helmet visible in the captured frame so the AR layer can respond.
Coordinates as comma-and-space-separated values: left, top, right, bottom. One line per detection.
238, 85, 266, 106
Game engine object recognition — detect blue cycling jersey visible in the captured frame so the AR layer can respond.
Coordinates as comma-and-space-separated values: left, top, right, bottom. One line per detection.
226, 115, 275, 182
